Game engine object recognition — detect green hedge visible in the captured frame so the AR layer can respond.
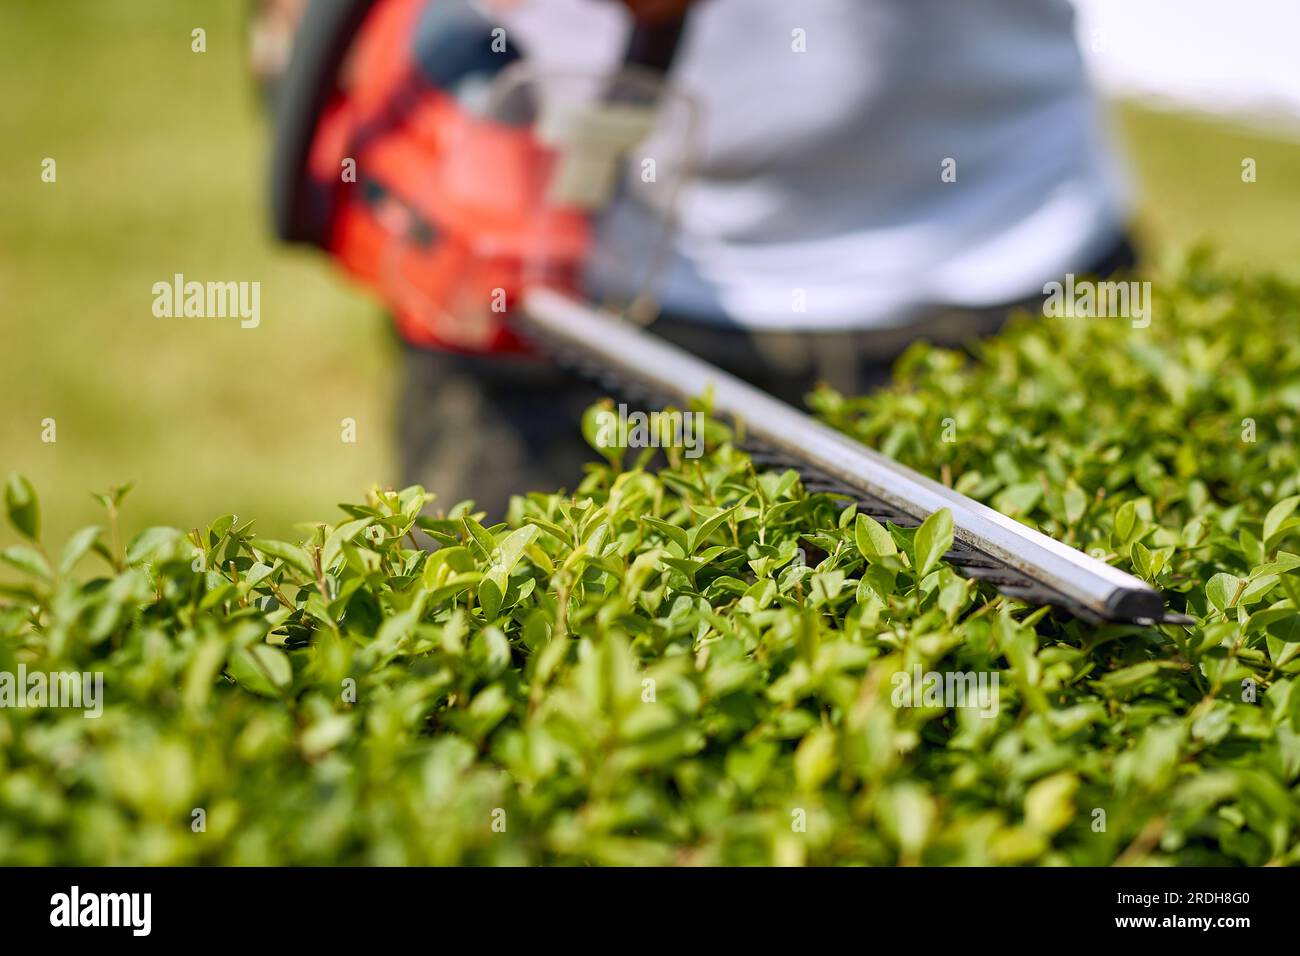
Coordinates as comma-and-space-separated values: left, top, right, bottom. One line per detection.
3, 255, 1299, 865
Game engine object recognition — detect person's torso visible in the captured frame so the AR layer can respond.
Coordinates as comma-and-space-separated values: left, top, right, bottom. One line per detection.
494, 0, 1131, 328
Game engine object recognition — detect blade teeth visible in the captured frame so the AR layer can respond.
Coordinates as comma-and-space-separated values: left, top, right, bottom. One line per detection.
943, 552, 1000, 569
953, 566, 1030, 587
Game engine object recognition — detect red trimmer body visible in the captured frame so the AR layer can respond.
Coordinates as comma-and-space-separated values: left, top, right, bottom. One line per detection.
271, 0, 682, 354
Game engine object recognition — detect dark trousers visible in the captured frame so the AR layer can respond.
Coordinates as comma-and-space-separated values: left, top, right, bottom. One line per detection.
398, 237, 1137, 517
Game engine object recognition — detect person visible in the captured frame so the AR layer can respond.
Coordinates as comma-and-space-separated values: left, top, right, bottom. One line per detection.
260, 0, 1137, 516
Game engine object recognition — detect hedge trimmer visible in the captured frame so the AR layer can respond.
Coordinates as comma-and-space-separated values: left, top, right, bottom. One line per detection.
270, 0, 1188, 625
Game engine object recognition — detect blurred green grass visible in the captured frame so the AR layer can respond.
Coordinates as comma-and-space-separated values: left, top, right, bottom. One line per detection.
1111, 102, 1300, 273
1, 1, 397, 545
2, 1, 1299, 548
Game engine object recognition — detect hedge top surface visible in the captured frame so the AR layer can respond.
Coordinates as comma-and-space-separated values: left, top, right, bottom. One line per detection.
2, 256, 1300, 866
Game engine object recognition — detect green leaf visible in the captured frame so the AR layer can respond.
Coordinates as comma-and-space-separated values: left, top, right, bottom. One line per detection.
461, 515, 498, 558
1239, 528, 1265, 567
1097, 660, 1168, 690
992, 482, 1042, 517
1206, 572, 1242, 613
485, 525, 539, 593
59, 525, 103, 576
688, 505, 735, 554
250, 538, 315, 577
227, 644, 293, 698
1063, 481, 1088, 525
1265, 615, 1300, 670
1114, 500, 1136, 542
0, 545, 52, 580
1264, 495, 1300, 545
876, 783, 935, 860
581, 401, 622, 465
4, 474, 40, 541
1239, 574, 1279, 605
428, 571, 482, 606
854, 513, 897, 562
643, 516, 690, 554
322, 516, 374, 569
793, 727, 836, 791
1024, 772, 1078, 835
1252, 551, 1300, 578
913, 508, 954, 578
1266, 517, 1300, 553
478, 577, 503, 621
126, 526, 185, 565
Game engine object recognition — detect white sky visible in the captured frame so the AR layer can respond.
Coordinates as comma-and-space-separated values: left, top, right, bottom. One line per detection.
1071, 0, 1300, 136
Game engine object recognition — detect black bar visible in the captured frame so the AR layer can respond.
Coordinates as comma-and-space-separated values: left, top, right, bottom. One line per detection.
0, 866, 1284, 941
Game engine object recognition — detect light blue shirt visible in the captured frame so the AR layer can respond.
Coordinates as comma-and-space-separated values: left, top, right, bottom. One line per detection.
497, 0, 1130, 328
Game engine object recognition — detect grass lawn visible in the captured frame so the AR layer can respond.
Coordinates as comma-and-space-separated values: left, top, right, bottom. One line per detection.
2, 0, 1299, 546
1113, 102, 1300, 273
0, 1, 397, 545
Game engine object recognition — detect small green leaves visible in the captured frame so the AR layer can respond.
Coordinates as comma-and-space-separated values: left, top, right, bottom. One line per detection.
91, 482, 134, 511
5, 261, 1300, 867
4, 474, 40, 540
